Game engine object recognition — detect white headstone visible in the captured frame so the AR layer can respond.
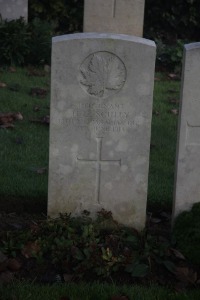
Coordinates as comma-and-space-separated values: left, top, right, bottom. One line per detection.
0, 0, 28, 21
173, 43, 200, 220
48, 33, 156, 230
84, 0, 145, 37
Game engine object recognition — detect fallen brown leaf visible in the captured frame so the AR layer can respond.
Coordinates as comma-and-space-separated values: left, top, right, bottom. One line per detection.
44, 65, 51, 73
27, 68, 45, 77
168, 98, 179, 104
0, 112, 23, 123
153, 110, 160, 116
9, 66, 16, 73
169, 109, 178, 115
0, 112, 23, 129
150, 217, 162, 224
168, 73, 180, 80
30, 115, 49, 125
170, 248, 185, 260
7, 258, 21, 271
175, 267, 198, 285
33, 106, 40, 112
30, 87, 48, 98
0, 82, 7, 88
21, 241, 40, 258
36, 167, 47, 174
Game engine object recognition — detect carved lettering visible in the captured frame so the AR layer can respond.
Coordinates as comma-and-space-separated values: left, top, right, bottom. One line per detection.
63, 101, 135, 135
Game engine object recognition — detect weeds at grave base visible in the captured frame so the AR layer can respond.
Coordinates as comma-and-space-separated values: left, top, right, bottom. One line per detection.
0, 208, 200, 291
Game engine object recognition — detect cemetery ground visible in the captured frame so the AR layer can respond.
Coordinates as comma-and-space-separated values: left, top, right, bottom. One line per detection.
0, 67, 200, 299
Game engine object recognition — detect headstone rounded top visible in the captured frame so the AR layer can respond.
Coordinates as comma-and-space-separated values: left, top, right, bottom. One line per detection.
52, 33, 156, 48
184, 42, 200, 51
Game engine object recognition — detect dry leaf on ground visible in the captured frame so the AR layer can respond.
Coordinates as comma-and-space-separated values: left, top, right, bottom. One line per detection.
30, 115, 49, 125
175, 267, 198, 285
7, 258, 21, 271
0, 112, 23, 129
168, 98, 179, 104
168, 73, 181, 80
30, 87, 48, 97
0, 82, 7, 88
9, 67, 16, 73
21, 241, 40, 258
170, 248, 185, 260
169, 109, 178, 115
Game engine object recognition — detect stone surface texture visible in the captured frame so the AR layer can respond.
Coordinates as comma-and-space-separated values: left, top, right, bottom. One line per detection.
48, 33, 156, 230
84, 0, 145, 37
173, 43, 200, 220
0, 0, 28, 21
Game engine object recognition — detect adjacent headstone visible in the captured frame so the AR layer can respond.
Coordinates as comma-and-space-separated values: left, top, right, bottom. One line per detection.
83, 0, 145, 37
173, 43, 200, 220
48, 33, 156, 229
0, 0, 28, 21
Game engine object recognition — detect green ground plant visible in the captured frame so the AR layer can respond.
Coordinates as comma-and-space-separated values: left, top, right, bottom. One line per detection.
0, 210, 198, 288
0, 18, 53, 66
173, 203, 200, 265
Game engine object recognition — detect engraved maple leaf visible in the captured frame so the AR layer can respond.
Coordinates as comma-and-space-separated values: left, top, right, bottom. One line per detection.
106, 56, 126, 90
80, 53, 126, 97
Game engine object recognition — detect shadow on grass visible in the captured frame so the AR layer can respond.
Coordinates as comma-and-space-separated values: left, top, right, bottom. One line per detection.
0, 195, 47, 214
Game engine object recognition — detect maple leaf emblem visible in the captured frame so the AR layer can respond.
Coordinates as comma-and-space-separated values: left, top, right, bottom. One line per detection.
80, 52, 126, 98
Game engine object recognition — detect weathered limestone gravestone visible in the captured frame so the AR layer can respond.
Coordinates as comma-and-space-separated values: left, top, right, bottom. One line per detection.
173, 43, 200, 220
84, 0, 145, 37
48, 33, 156, 229
0, 0, 28, 21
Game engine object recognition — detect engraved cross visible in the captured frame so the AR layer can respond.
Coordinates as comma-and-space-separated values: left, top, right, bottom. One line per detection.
77, 137, 121, 204
112, 0, 117, 18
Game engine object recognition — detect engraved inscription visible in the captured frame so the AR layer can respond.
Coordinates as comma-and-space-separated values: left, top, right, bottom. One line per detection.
77, 137, 121, 203
63, 102, 135, 136
79, 51, 126, 98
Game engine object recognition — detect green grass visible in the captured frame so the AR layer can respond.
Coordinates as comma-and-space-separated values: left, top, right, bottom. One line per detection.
1, 282, 200, 300
0, 68, 49, 211
0, 69, 180, 212
148, 75, 180, 208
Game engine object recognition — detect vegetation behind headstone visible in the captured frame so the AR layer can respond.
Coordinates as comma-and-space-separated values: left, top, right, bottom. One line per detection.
173, 203, 200, 265
1, 0, 200, 69
0, 18, 53, 66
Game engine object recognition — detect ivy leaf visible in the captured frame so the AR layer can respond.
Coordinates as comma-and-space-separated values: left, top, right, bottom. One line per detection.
163, 260, 176, 273
126, 262, 149, 277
